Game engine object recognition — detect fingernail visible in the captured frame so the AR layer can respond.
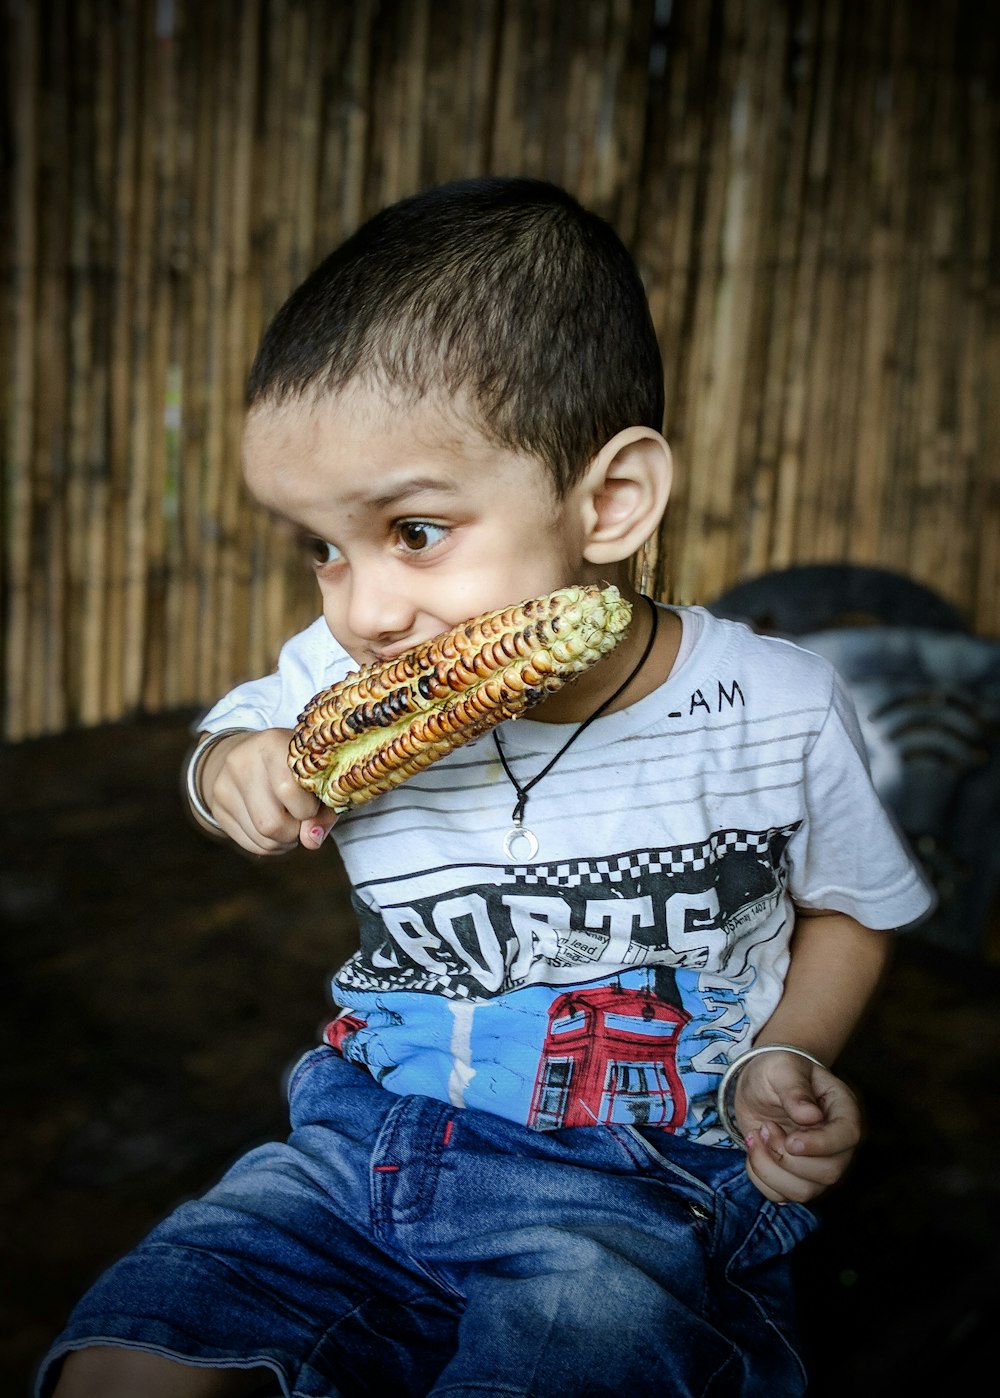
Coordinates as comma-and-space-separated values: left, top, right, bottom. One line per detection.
760, 1124, 770, 1144
310, 825, 327, 843
744, 1132, 755, 1151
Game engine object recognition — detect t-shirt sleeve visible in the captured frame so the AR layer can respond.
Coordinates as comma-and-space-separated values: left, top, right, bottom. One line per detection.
196, 617, 354, 735
785, 665, 935, 929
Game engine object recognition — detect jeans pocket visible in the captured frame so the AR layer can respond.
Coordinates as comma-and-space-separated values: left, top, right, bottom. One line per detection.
719, 1186, 817, 1395
729, 1186, 818, 1273
619, 1125, 746, 1193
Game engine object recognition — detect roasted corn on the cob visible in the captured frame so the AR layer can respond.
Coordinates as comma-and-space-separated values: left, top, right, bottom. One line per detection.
288, 583, 632, 811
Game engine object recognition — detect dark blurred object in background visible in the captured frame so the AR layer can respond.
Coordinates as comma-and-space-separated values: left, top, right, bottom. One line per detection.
711, 565, 1000, 961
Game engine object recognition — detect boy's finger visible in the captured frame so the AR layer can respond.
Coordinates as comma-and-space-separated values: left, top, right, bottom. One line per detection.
743, 1134, 795, 1204
780, 1087, 825, 1127
299, 809, 338, 849
785, 1112, 861, 1158
746, 1127, 851, 1202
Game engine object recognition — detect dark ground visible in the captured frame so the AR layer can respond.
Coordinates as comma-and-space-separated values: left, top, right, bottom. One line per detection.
2, 713, 998, 1396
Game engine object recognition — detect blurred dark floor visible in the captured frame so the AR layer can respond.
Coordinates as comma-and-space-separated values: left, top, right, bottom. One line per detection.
2, 714, 998, 1396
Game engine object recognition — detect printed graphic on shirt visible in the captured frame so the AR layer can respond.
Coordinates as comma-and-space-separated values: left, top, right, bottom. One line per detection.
331, 824, 800, 1139
526, 974, 690, 1129
332, 959, 764, 1139
338, 824, 799, 998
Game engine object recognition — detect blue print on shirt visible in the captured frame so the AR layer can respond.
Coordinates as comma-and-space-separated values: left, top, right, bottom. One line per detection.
331, 825, 797, 1136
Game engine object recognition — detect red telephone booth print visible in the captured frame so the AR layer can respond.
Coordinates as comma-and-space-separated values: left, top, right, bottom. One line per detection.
528, 986, 689, 1130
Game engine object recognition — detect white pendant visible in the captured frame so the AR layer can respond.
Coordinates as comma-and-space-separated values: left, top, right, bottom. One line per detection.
503, 823, 539, 862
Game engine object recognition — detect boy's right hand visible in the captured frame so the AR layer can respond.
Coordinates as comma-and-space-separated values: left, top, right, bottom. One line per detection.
197, 729, 339, 855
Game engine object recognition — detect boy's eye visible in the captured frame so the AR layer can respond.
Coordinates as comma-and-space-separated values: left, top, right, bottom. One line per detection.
397, 520, 447, 552
305, 537, 343, 566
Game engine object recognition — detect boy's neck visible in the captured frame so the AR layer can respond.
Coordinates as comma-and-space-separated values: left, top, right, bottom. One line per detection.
530, 589, 681, 725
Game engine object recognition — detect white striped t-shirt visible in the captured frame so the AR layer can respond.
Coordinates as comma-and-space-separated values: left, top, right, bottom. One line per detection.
200, 606, 932, 1146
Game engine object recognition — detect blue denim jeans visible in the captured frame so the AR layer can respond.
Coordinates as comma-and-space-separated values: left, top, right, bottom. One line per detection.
36, 1048, 815, 1397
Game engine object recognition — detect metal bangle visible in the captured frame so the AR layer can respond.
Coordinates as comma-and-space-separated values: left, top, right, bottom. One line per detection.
716, 1043, 827, 1148
185, 727, 252, 832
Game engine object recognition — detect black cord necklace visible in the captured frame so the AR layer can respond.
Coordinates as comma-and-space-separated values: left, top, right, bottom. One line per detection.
494, 594, 659, 861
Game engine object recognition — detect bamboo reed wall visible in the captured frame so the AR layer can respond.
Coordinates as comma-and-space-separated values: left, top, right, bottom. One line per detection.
2, 0, 998, 739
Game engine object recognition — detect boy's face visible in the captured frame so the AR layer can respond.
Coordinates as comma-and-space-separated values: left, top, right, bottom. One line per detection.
243, 383, 610, 676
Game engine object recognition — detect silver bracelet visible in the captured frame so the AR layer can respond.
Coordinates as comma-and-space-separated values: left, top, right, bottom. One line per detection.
716, 1043, 826, 1148
185, 727, 252, 832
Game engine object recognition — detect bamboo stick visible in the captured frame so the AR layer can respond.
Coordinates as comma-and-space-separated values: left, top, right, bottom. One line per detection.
800, 0, 860, 568
965, 9, 999, 635
419, 0, 449, 183
459, 0, 503, 180
672, 0, 745, 607
849, 0, 900, 570
880, 1, 928, 600
871, 0, 919, 598
77, 2, 113, 727
559, 4, 592, 198
405, 0, 431, 193
609, 0, 656, 243
629, 0, 678, 599
380, 0, 429, 203
156, 0, 185, 708
909, 7, 965, 610
66, 0, 99, 729
770, 0, 842, 572
34, 1, 73, 734
641, 0, 713, 604
313, 0, 343, 256
728, 0, 788, 585
121, 0, 158, 714
247, 0, 283, 679
257, 0, 298, 680
490, 0, 526, 175
215, 0, 260, 700
100, 0, 140, 721
340, 0, 376, 242
179, 0, 216, 703
211, 0, 260, 699
168, 0, 205, 706
714, 0, 787, 595
139, 0, 182, 713
4, 0, 40, 739
529, 0, 557, 180
297, 0, 324, 273
193, 0, 231, 704
430, 0, 463, 181
201, 0, 238, 703
282, 0, 312, 286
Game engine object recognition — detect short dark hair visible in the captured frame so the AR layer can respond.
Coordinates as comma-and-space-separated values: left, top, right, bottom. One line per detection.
246, 177, 664, 493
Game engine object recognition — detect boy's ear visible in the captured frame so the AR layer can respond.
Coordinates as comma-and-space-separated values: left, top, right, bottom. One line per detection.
577, 427, 673, 565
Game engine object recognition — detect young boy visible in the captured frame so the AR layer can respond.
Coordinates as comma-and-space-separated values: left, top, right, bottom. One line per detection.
41, 178, 932, 1398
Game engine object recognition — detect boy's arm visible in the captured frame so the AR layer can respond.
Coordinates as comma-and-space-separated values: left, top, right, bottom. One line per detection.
190, 729, 338, 855
732, 908, 893, 1205
758, 907, 892, 1062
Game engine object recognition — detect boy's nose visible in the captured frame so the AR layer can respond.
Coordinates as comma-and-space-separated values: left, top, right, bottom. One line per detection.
344, 573, 416, 647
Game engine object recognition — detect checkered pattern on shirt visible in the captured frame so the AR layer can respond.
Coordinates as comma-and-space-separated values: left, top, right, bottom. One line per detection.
500, 824, 799, 888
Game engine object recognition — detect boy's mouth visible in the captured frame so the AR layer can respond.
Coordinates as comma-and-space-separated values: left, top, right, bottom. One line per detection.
369, 641, 431, 666
291, 585, 634, 812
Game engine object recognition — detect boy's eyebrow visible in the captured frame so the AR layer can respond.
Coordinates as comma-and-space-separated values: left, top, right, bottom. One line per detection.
257, 475, 462, 532
349, 475, 461, 510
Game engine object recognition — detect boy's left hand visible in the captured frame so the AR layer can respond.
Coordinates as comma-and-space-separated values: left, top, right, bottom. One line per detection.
734, 1050, 862, 1205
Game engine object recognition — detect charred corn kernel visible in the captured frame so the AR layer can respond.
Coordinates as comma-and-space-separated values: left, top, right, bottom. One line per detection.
288, 583, 632, 812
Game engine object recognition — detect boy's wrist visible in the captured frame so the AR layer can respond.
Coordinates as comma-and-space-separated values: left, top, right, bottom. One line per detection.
716, 1043, 826, 1147
186, 728, 253, 832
